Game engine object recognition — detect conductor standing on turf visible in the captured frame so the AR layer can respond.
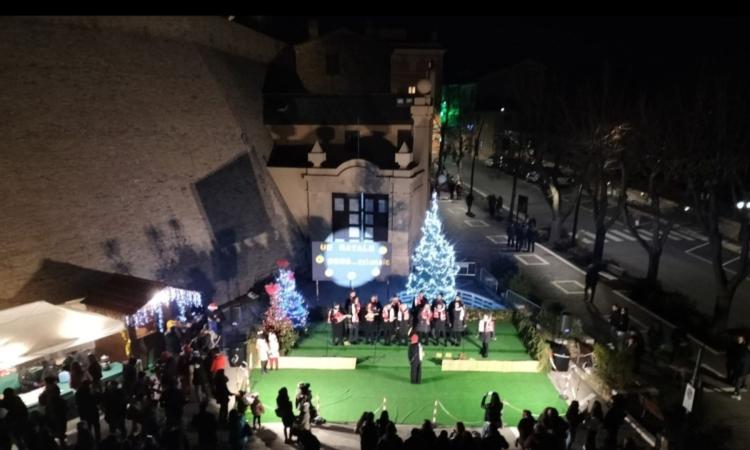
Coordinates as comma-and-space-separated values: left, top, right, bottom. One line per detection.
408, 334, 424, 384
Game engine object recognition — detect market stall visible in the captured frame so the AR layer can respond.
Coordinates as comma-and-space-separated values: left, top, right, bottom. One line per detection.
0, 301, 125, 406
83, 274, 203, 364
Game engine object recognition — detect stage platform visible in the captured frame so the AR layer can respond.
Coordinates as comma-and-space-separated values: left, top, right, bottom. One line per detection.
284, 321, 531, 370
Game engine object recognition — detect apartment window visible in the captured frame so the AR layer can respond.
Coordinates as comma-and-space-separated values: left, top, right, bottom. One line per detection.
326, 53, 340, 75
408, 85, 416, 94
331, 193, 388, 241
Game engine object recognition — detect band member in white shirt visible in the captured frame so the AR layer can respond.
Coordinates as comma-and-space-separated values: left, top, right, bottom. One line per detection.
478, 313, 496, 358
348, 295, 361, 344
364, 295, 381, 344
450, 296, 466, 346
431, 295, 449, 346
397, 300, 411, 345
408, 333, 424, 384
381, 297, 399, 345
344, 290, 356, 339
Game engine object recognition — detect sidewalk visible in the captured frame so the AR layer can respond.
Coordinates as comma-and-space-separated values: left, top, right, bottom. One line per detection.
437, 193, 747, 449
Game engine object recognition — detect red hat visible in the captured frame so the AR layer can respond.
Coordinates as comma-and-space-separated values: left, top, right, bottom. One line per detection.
410, 334, 419, 344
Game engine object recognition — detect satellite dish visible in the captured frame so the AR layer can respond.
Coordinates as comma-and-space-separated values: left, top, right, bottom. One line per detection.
438, 174, 447, 184
416, 79, 432, 95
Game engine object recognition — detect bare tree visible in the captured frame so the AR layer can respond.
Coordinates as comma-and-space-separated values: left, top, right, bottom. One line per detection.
677, 70, 750, 331
622, 96, 685, 287
563, 70, 632, 265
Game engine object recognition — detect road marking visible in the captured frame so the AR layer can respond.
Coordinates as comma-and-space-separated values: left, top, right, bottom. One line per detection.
636, 229, 653, 238
685, 242, 713, 265
464, 219, 489, 227
581, 237, 593, 244
609, 229, 636, 241
473, 187, 489, 198
605, 232, 624, 242
552, 280, 585, 295
669, 230, 695, 241
581, 230, 610, 243
723, 256, 740, 267
515, 254, 550, 266
537, 243, 585, 275
485, 235, 507, 244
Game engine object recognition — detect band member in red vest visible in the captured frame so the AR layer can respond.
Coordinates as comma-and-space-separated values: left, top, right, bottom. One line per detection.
381, 297, 399, 345
416, 300, 432, 345
431, 295, 449, 346
450, 296, 466, 346
327, 304, 346, 346
347, 294, 361, 344
397, 300, 411, 345
364, 295, 381, 344
478, 313, 496, 358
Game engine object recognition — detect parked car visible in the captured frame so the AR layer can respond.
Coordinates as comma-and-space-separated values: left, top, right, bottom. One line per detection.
526, 171, 541, 183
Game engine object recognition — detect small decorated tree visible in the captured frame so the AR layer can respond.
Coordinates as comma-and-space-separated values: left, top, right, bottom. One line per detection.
406, 192, 460, 300
274, 259, 309, 330
263, 283, 297, 354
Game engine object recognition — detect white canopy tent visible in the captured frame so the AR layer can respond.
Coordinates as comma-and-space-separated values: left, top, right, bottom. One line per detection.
0, 301, 125, 370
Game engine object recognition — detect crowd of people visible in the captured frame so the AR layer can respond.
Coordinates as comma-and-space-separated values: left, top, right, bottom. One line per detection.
327, 291, 498, 352
0, 303, 275, 450
506, 219, 538, 253
353, 393, 633, 450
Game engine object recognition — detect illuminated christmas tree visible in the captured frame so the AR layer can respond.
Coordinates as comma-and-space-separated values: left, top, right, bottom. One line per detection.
274, 260, 309, 329
406, 192, 459, 301
262, 282, 297, 354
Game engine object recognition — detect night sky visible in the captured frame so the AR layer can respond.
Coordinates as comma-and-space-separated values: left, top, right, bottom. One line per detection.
235, 16, 750, 83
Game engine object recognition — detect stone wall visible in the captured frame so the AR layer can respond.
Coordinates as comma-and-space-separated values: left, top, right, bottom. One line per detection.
0, 17, 305, 308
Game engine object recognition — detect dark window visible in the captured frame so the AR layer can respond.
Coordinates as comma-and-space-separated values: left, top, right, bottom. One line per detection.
345, 130, 360, 151
331, 193, 389, 242
397, 129, 413, 150
326, 53, 340, 75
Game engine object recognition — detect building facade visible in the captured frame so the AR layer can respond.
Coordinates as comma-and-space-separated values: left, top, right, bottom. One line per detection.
263, 29, 443, 278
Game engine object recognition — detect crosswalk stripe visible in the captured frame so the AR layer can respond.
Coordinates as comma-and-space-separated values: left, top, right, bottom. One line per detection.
666, 233, 682, 241
669, 230, 695, 241
605, 232, 624, 242
581, 230, 609, 243
609, 229, 636, 241
635, 229, 653, 238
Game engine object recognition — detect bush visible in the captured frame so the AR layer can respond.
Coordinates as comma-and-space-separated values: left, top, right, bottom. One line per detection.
512, 310, 552, 372
630, 281, 711, 339
466, 308, 512, 323
508, 273, 533, 298
593, 343, 634, 390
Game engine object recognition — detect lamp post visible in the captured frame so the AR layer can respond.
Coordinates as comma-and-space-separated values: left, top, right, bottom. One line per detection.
466, 122, 484, 217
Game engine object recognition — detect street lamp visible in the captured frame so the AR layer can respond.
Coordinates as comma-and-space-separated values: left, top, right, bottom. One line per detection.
737, 201, 747, 210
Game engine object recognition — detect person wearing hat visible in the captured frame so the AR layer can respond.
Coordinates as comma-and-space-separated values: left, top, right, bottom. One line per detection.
408, 334, 424, 384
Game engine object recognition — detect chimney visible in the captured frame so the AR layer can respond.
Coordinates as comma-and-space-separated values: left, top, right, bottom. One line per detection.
308, 18, 319, 39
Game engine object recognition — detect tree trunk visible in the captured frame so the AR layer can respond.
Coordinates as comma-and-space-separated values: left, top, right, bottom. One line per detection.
593, 226, 607, 265
711, 289, 734, 333
509, 166, 518, 222
550, 215, 562, 246
646, 248, 662, 287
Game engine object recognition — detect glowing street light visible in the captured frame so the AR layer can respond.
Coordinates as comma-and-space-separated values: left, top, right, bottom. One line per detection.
737, 201, 747, 210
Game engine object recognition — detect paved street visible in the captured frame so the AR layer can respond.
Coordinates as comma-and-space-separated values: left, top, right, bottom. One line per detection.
450, 161, 750, 328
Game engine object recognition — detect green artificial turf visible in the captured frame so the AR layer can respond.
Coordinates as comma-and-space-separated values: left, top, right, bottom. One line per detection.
248, 367, 566, 427
246, 321, 566, 426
